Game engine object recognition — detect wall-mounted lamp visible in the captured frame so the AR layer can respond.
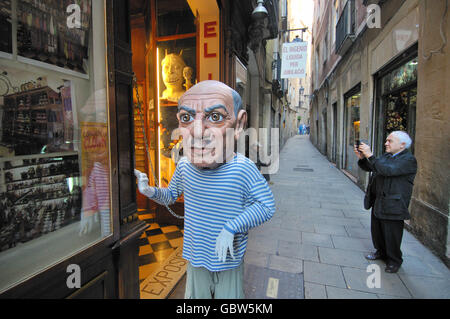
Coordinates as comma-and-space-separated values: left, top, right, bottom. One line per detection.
249, 0, 270, 51
252, 0, 268, 20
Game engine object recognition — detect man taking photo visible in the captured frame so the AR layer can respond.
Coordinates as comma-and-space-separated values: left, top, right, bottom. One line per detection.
354, 131, 417, 273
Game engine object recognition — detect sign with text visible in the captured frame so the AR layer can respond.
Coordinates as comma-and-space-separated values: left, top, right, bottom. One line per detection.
281, 41, 308, 78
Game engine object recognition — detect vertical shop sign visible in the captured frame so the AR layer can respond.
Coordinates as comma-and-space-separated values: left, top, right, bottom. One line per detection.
187, 0, 220, 81
201, 20, 219, 80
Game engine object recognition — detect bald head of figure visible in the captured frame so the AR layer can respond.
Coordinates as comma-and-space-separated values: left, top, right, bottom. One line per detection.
176, 80, 247, 168
178, 80, 243, 118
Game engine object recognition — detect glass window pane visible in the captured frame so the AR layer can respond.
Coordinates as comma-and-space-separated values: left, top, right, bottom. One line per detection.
157, 37, 196, 189
0, 0, 111, 293
156, 0, 196, 37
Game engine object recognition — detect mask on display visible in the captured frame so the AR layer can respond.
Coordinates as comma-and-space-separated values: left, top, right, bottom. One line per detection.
161, 50, 191, 102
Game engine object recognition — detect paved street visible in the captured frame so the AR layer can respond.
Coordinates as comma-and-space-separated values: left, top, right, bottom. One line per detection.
244, 135, 450, 299
169, 135, 450, 299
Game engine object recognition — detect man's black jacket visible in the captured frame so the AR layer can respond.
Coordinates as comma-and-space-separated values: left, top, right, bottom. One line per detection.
358, 149, 417, 220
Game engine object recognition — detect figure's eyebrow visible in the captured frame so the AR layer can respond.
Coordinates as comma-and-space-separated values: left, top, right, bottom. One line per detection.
204, 104, 229, 114
178, 105, 196, 115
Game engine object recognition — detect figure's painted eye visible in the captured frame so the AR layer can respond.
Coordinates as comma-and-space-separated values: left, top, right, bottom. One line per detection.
179, 113, 193, 123
207, 112, 224, 122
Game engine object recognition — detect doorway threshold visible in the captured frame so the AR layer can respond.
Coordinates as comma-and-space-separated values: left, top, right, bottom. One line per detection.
140, 246, 187, 299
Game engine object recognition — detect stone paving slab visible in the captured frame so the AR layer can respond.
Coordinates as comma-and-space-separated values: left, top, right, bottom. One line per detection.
342, 266, 412, 298
318, 247, 370, 269
314, 223, 348, 236
398, 274, 450, 298
244, 264, 304, 299
331, 235, 374, 252
303, 261, 347, 288
326, 286, 378, 299
277, 240, 319, 262
302, 232, 334, 248
304, 282, 327, 299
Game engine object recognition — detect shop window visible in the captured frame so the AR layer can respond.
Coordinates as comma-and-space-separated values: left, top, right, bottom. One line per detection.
0, 0, 111, 293
376, 55, 417, 155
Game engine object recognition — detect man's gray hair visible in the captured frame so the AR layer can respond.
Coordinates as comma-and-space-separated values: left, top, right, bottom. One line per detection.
391, 131, 412, 149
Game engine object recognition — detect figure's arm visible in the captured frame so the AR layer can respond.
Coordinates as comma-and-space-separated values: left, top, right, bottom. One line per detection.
215, 177, 275, 262
224, 179, 276, 234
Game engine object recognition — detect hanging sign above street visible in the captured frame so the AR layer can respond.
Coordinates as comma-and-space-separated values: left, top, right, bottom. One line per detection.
281, 41, 308, 78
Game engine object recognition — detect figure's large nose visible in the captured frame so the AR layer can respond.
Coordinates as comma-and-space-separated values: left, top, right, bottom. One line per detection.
191, 116, 205, 141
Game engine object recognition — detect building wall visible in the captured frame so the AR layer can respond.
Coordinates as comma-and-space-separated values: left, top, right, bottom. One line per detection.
410, 0, 450, 263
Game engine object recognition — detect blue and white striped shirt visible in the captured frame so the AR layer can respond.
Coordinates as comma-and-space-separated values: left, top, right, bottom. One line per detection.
150, 153, 276, 271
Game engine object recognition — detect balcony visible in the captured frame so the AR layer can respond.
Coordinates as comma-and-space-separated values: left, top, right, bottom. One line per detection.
335, 0, 356, 56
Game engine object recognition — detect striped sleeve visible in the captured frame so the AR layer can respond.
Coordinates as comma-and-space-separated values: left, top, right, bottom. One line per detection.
224, 177, 275, 234
150, 161, 184, 205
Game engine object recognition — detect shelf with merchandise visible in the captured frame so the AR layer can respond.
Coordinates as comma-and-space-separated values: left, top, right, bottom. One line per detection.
0, 152, 82, 251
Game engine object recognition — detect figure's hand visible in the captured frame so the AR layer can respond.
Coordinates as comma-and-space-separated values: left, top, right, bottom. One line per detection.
79, 214, 96, 236
359, 142, 373, 158
134, 169, 155, 198
353, 144, 364, 160
215, 228, 235, 262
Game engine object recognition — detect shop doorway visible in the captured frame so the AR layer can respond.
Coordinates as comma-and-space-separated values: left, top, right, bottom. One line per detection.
130, 0, 203, 299
342, 84, 361, 180
332, 102, 338, 163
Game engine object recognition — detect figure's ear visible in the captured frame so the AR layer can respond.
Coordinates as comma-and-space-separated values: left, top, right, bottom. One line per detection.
234, 109, 247, 141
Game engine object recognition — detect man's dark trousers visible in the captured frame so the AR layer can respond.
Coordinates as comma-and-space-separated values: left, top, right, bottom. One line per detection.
371, 212, 404, 266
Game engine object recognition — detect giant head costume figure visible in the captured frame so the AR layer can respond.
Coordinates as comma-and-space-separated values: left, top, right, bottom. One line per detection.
176, 80, 247, 169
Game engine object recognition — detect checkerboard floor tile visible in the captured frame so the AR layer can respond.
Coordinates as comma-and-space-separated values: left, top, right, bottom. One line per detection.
137, 210, 184, 283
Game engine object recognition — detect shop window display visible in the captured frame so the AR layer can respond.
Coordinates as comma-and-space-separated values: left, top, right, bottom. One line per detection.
0, 0, 111, 293
156, 24, 196, 189
376, 56, 417, 155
